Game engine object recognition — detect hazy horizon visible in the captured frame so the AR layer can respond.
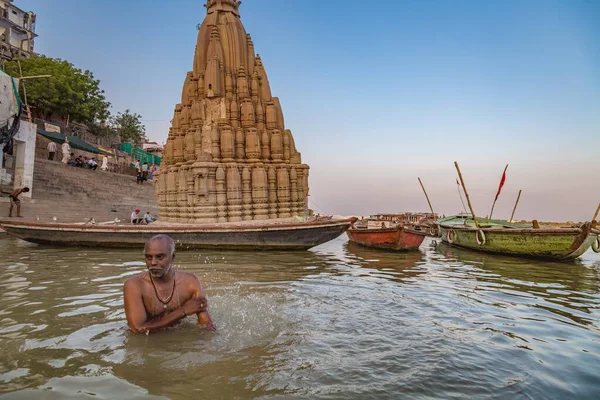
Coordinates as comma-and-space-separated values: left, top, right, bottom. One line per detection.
19, 0, 600, 221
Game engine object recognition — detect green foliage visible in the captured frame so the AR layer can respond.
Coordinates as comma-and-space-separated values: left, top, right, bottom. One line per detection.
3, 55, 110, 124
111, 109, 146, 144
88, 121, 115, 138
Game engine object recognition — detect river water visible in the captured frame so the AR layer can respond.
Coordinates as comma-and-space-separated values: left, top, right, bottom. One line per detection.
0, 234, 599, 399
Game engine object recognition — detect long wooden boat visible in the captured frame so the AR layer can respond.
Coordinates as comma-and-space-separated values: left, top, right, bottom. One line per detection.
436, 215, 599, 260
346, 224, 427, 251
0, 218, 357, 250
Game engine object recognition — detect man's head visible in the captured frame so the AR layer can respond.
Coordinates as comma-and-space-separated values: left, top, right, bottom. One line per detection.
22, 187, 30, 193
146, 211, 150, 215
135, 209, 140, 213
144, 235, 176, 278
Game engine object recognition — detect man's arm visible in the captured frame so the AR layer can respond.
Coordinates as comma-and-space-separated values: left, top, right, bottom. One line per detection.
123, 278, 206, 334
188, 275, 216, 332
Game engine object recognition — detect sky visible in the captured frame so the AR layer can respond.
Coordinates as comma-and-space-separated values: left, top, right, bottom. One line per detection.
17, 0, 600, 221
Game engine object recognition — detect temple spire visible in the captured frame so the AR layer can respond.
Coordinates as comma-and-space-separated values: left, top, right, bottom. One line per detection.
158, 0, 309, 223
205, 0, 241, 16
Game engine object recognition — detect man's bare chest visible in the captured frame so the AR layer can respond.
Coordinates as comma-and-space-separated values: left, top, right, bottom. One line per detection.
141, 280, 193, 318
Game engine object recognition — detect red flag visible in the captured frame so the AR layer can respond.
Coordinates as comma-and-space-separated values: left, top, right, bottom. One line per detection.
494, 165, 508, 202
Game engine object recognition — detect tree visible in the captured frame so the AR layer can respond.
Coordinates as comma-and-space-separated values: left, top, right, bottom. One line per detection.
112, 109, 146, 144
3, 55, 110, 124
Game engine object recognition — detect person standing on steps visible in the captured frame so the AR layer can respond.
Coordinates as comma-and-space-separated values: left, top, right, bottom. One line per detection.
47, 141, 57, 161
123, 234, 216, 334
61, 139, 71, 164
8, 187, 29, 218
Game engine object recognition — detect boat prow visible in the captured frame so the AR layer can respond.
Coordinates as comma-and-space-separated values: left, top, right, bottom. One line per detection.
0, 218, 357, 250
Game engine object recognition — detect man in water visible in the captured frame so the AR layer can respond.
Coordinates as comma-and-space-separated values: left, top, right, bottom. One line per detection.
123, 234, 216, 333
8, 187, 29, 218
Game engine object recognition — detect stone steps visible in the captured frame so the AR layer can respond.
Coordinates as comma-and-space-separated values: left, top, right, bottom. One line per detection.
0, 159, 159, 223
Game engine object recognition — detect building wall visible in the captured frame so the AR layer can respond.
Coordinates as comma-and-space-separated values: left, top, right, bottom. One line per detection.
0, 0, 36, 59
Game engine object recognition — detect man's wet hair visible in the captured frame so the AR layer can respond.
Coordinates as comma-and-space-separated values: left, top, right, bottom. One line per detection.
145, 234, 175, 258
23, 187, 30, 192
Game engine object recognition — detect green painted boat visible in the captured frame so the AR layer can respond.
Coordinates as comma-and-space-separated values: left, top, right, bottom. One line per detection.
436, 215, 600, 261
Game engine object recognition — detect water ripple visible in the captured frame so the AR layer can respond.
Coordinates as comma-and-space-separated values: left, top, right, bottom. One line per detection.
0, 236, 598, 399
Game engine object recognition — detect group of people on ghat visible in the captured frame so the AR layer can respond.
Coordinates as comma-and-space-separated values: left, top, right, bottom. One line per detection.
47, 140, 108, 171
131, 208, 155, 224
134, 160, 157, 184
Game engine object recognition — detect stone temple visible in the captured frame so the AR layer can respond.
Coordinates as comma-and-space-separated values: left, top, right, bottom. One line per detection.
156, 0, 310, 223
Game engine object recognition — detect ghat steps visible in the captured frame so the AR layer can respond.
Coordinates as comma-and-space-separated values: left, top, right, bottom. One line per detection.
1, 159, 158, 223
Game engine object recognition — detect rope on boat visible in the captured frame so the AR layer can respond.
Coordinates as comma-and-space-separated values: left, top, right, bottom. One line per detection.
593, 236, 600, 253
476, 229, 486, 246
446, 229, 457, 244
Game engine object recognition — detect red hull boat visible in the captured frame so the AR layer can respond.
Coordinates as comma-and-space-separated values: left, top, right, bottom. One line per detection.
346, 224, 427, 251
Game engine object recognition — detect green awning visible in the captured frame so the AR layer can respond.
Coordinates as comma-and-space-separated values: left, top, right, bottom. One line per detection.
37, 129, 112, 156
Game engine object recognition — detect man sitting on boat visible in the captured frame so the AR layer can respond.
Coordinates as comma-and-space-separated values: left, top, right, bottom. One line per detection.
123, 234, 216, 334
131, 209, 143, 224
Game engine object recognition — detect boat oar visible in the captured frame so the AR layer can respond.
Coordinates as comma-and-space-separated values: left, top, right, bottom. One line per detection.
592, 202, 600, 224
509, 189, 522, 223
454, 162, 480, 229
418, 177, 436, 221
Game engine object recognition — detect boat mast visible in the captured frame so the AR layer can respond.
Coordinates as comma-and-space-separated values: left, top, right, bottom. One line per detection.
454, 162, 480, 229
509, 189, 522, 223
418, 177, 437, 221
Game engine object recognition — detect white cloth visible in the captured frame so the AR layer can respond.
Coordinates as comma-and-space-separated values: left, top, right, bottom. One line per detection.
101, 157, 108, 171
61, 142, 70, 163
144, 213, 154, 224
47, 142, 57, 152
131, 211, 140, 223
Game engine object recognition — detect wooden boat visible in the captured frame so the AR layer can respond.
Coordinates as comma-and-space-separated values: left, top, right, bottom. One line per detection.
436, 215, 600, 260
0, 218, 357, 250
346, 223, 427, 251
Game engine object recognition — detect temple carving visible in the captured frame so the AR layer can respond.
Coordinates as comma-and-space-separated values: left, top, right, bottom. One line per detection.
156, 0, 309, 223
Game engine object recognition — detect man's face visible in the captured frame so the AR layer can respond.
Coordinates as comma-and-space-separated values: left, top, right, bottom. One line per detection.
144, 239, 173, 278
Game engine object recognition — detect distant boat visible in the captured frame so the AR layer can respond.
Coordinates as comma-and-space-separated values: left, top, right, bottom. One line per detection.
0, 218, 356, 251
346, 221, 427, 251
436, 215, 600, 261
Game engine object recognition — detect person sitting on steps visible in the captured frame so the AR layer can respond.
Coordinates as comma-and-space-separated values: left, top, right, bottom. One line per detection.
131, 209, 143, 224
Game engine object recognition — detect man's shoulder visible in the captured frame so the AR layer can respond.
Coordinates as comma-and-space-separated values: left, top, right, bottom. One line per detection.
124, 272, 146, 288
177, 271, 201, 285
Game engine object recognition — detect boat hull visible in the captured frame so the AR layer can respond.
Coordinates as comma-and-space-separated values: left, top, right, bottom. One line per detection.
346, 226, 426, 251
0, 219, 355, 250
438, 223, 596, 260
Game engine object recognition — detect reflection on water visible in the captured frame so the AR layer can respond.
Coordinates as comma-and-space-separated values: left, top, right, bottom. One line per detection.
0, 235, 599, 399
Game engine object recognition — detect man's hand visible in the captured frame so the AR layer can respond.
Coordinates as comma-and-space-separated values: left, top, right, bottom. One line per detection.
182, 296, 208, 316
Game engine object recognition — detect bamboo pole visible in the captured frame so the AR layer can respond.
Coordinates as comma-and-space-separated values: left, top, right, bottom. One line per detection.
592, 202, 600, 222
418, 177, 436, 221
509, 190, 522, 223
17, 59, 32, 122
454, 161, 480, 229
